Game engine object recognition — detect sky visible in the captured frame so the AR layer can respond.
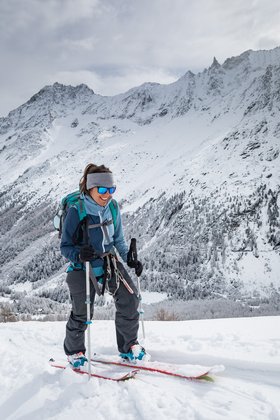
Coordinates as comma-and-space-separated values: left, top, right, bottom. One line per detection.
0, 0, 280, 117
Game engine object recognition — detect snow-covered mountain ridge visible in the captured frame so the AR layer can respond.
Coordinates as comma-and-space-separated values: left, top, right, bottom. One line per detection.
0, 47, 279, 314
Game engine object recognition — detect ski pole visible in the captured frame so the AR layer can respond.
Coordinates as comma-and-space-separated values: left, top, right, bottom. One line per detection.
130, 238, 145, 340
85, 261, 92, 379
137, 274, 145, 341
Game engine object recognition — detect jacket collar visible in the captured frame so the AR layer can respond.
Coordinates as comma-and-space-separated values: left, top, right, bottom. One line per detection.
83, 193, 111, 216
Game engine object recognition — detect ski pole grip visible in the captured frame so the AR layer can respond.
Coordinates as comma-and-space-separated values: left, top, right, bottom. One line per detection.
129, 238, 137, 262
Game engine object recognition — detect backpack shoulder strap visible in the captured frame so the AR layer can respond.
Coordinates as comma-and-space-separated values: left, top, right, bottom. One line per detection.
76, 195, 87, 221
109, 199, 118, 230
71, 194, 88, 244
64, 191, 87, 221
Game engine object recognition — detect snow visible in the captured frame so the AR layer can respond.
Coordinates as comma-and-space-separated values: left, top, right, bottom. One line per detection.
1, 316, 280, 419
0, 296, 11, 303
236, 252, 280, 295
140, 291, 167, 304
10, 282, 33, 293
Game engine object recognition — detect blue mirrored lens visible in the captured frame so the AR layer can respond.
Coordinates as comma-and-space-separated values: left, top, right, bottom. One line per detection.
97, 186, 116, 194
97, 187, 108, 194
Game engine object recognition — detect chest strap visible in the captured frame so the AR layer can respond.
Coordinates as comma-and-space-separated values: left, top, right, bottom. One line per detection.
88, 219, 113, 244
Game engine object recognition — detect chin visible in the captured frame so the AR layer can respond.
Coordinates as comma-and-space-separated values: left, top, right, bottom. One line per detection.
98, 198, 108, 206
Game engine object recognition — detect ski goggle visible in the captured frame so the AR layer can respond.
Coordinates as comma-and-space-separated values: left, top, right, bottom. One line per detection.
97, 186, 116, 194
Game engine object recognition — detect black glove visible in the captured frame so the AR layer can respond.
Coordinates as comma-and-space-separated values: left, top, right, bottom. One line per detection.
127, 248, 135, 267
127, 250, 143, 276
79, 245, 98, 262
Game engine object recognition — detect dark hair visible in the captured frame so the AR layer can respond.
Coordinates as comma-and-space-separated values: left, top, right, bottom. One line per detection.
79, 163, 112, 194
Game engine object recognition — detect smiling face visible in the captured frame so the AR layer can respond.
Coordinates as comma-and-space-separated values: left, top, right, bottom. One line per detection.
89, 187, 112, 207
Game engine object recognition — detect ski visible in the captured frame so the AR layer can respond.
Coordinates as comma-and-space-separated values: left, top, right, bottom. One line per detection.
49, 358, 138, 382
91, 355, 223, 381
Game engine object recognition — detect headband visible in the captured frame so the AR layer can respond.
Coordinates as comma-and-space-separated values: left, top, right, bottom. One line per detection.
86, 172, 115, 190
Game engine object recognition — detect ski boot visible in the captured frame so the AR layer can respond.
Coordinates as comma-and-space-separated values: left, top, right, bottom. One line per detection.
119, 344, 151, 362
67, 352, 87, 369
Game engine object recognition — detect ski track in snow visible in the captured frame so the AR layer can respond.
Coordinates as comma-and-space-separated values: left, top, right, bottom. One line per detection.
1, 316, 280, 420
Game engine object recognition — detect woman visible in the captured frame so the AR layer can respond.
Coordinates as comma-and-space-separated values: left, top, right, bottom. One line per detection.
60, 163, 149, 368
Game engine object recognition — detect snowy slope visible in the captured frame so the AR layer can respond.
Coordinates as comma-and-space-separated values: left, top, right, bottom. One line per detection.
0, 47, 280, 310
0, 316, 280, 419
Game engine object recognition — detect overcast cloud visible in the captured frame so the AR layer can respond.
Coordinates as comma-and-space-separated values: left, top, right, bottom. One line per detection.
0, 0, 280, 116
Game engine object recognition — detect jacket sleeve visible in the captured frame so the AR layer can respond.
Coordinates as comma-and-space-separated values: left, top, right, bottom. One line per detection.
60, 206, 81, 263
113, 203, 129, 262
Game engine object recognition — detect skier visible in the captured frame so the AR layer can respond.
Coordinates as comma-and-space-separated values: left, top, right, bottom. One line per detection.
60, 163, 149, 368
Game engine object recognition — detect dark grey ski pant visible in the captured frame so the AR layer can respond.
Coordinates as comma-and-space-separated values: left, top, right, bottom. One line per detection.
64, 263, 140, 355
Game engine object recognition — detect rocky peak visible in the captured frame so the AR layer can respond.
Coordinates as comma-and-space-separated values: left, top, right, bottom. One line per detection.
28, 82, 95, 105
210, 56, 221, 69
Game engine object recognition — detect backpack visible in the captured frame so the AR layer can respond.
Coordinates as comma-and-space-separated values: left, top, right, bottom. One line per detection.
53, 190, 118, 239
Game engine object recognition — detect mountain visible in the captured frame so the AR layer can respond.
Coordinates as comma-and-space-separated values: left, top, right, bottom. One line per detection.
0, 47, 279, 316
